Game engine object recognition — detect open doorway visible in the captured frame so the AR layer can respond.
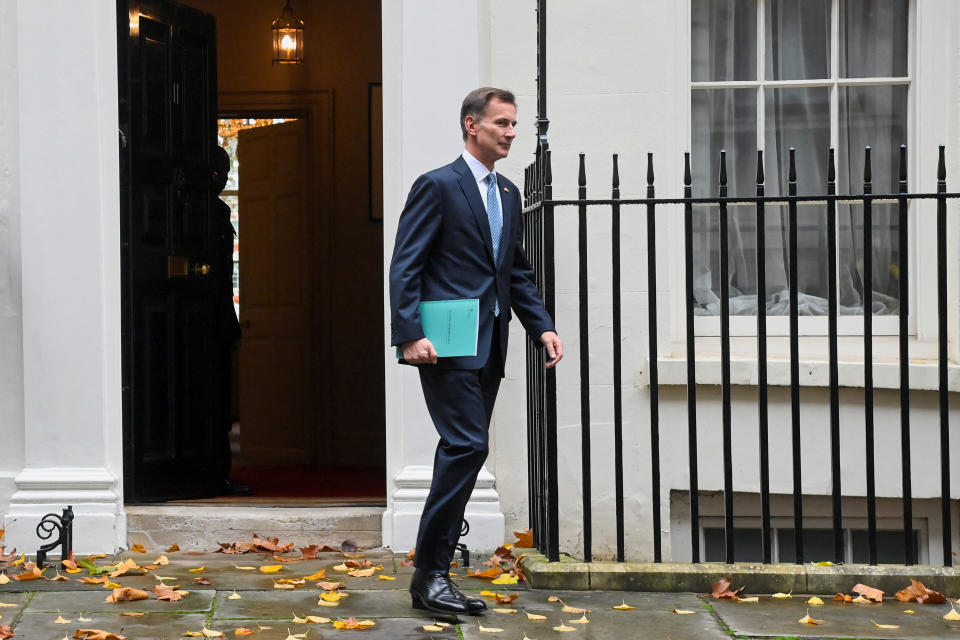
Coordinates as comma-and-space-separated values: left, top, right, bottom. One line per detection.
118, 0, 385, 505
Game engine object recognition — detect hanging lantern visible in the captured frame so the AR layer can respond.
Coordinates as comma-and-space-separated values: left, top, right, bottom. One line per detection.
272, 0, 304, 65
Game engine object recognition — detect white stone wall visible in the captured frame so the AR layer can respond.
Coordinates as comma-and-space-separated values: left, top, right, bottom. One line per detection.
0, 0, 24, 520
479, 0, 960, 561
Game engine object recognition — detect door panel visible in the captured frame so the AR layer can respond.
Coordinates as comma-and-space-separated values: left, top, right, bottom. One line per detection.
237, 120, 313, 465
119, 0, 226, 501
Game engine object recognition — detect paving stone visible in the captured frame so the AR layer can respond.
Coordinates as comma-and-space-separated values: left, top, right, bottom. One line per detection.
460, 597, 730, 640
710, 596, 960, 640
213, 588, 431, 620
28, 588, 214, 613
11, 611, 209, 639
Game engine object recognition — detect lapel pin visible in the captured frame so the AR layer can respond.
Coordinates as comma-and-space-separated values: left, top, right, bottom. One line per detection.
503, 187, 510, 192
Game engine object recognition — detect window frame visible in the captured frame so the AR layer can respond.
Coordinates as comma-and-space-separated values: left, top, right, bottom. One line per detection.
686, 0, 917, 339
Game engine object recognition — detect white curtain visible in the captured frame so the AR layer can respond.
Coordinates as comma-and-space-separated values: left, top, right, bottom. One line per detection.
691, 0, 908, 316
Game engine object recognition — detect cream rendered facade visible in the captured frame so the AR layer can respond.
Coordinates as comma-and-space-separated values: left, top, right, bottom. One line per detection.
1, 0, 959, 561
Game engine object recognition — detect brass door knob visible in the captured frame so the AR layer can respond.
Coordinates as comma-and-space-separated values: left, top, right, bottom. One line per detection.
191, 263, 212, 276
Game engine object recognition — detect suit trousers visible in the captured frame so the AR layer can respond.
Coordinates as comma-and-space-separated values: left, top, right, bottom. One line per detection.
414, 323, 503, 572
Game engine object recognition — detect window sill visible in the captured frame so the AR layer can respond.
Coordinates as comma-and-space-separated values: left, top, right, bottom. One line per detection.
647, 354, 960, 392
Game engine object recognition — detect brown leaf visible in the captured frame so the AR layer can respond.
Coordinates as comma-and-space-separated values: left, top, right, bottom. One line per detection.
13, 564, 42, 581
852, 583, 885, 603
73, 629, 127, 639
316, 581, 346, 591
895, 579, 946, 604
513, 529, 534, 548
348, 567, 376, 577
833, 593, 852, 603
344, 559, 373, 568
0, 625, 11, 639
79, 576, 109, 585
130, 544, 147, 554
495, 592, 519, 604
151, 585, 184, 602
165, 544, 180, 552
298, 545, 319, 559
104, 587, 150, 603
194, 577, 212, 585
711, 578, 743, 600
468, 567, 504, 579
398, 549, 415, 567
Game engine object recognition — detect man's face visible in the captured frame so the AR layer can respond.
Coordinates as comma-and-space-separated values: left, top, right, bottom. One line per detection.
466, 97, 517, 165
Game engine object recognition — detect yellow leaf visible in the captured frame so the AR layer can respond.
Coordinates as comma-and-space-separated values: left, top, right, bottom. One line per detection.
525, 611, 547, 620
480, 590, 498, 598
291, 613, 308, 623
613, 601, 635, 610
276, 578, 305, 586
184, 633, 204, 637
11, 554, 24, 567
109, 558, 145, 578
904, 609, 915, 614
872, 621, 899, 629
493, 608, 516, 614
232, 565, 255, 571
332, 563, 348, 571
738, 597, 759, 603
478, 622, 504, 632
188, 566, 205, 573
771, 591, 792, 599
305, 616, 329, 624
77, 616, 92, 622
553, 622, 576, 632
569, 614, 590, 624
0, 603, 16, 608
812, 561, 834, 566
320, 591, 342, 602
201, 628, 225, 638
154, 555, 169, 566
852, 595, 871, 604
315, 598, 340, 607
807, 596, 824, 605
491, 574, 519, 585
0, 574, 9, 585
348, 567, 376, 578
799, 609, 825, 625
259, 565, 282, 573
66, 568, 82, 574
944, 605, 960, 621
301, 570, 325, 581
234, 630, 255, 637
54, 614, 71, 624
131, 544, 147, 553
377, 575, 396, 581
423, 625, 445, 632
273, 582, 296, 590
103, 581, 122, 589
560, 604, 590, 614
228, 591, 242, 600
673, 608, 696, 615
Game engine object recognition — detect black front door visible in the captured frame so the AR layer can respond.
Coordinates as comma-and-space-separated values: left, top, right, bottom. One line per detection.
118, 0, 227, 501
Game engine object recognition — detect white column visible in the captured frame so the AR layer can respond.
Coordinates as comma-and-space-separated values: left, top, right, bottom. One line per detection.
381, 0, 504, 553
3, 0, 125, 554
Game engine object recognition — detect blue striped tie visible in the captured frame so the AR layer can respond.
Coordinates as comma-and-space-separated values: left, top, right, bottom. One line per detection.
486, 172, 502, 315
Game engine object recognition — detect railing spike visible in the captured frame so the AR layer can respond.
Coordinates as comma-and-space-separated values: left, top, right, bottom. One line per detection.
789, 147, 797, 184
684, 152, 691, 187
756, 149, 764, 185
828, 147, 836, 184
864, 146, 872, 183
578, 152, 586, 188
719, 149, 727, 188
647, 152, 655, 198
612, 153, 620, 192
544, 148, 552, 185
939, 145, 946, 183
899, 145, 907, 185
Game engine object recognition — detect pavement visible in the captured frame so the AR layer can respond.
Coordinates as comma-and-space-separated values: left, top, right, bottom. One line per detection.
2, 548, 960, 639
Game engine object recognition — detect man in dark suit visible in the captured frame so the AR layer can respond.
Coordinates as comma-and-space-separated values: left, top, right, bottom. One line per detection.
389, 87, 562, 615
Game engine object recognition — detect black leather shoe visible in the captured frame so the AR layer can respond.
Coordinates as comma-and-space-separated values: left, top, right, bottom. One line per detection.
410, 569, 484, 615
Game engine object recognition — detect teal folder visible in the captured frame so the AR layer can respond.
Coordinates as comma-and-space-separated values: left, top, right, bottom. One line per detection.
396, 298, 480, 358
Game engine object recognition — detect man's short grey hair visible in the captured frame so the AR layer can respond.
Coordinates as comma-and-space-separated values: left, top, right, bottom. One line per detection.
460, 87, 516, 141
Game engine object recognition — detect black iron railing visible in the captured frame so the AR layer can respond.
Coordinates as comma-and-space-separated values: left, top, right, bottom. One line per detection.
522, 143, 959, 566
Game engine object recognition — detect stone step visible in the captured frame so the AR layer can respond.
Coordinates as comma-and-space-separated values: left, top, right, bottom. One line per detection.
125, 504, 385, 552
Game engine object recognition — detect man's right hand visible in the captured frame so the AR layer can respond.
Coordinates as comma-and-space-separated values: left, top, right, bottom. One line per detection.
401, 338, 438, 364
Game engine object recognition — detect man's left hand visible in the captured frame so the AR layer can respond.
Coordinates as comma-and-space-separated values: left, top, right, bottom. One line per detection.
540, 331, 563, 369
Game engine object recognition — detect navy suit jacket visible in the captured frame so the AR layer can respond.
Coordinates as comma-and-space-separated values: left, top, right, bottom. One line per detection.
389, 156, 555, 374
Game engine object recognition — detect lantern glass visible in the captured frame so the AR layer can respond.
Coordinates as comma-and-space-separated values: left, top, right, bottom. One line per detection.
272, 2, 304, 64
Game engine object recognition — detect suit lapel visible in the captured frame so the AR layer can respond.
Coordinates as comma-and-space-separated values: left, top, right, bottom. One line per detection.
454, 158, 496, 264
496, 181, 513, 268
